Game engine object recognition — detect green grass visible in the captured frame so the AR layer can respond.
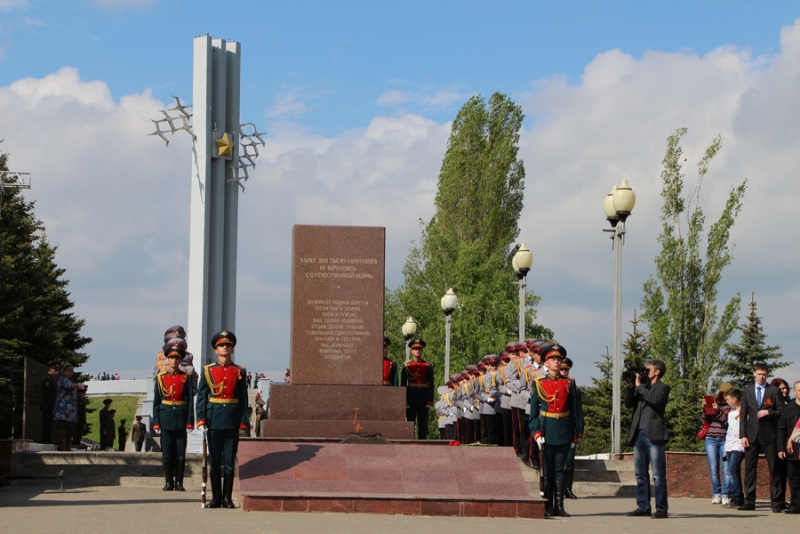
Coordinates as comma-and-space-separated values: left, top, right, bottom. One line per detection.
86, 395, 143, 449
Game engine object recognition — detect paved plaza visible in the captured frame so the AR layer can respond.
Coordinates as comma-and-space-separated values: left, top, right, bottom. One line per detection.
0, 484, 793, 534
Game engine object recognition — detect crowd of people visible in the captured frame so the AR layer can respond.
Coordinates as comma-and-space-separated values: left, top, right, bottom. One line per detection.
92, 372, 121, 381
701, 365, 800, 514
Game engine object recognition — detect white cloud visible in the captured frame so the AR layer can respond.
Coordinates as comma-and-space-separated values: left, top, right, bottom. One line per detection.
377, 88, 464, 110
0, 0, 28, 11
3, 19, 800, 385
264, 87, 308, 118
89, 0, 154, 10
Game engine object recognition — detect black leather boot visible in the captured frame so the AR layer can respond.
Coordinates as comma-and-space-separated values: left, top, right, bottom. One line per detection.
222, 470, 236, 508
555, 479, 570, 517
174, 459, 186, 491
565, 469, 578, 499
206, 471, 222, 508
544, 478, 554, 518
162, 461, 174, 491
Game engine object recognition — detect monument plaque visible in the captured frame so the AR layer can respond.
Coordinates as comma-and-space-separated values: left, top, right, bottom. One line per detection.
291, 225, 384, 385
262, 224, 413, 439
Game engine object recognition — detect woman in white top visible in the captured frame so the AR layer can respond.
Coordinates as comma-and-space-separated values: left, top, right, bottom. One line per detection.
723, 388, 745, 508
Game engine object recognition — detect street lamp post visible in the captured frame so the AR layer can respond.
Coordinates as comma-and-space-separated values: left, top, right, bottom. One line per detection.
401, 316, 417, 362
441, 288, 458, 383
602, 179, 636, 455
513, 243, 533, 342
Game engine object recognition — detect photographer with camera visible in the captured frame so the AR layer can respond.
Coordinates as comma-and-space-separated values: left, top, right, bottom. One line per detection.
624, 359, 671, 519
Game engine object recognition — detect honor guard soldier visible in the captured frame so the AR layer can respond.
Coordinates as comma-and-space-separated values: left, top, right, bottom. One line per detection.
435, 386, 449, 439
559, 357, 584, 499
401, 339, 435, 439
498, 345, 519, 448
511, 342, 536, 466
475, 356, 500, 444
153, 344, 194, 491
196, 331, 249, 508
530, 343, 582, 518
382, 336, 397, 386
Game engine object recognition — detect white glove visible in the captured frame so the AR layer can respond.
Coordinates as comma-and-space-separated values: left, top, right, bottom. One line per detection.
536, 436, 545, 448
486, 397, 494, 404
197, 424, 207, 436
571, 441, 576, 449
154, 428, 161, 436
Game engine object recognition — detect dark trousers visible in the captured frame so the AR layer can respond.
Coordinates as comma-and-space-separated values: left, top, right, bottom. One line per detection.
160, 428, 187, 464
446, 424, 457, 441
406, 405, 429, 440
480, 413, 496, 444
208, 428, 240, 472
743, 440, 780, 505
502, 408, 513, 447
512, 408, 530, 458
40, 411, 54, 444
134, 439, 144, 452
464, 418, 473, 444
458, 417, 466, 443
438, 427, 446, 439
543, 442, 570, 482
787, 461, 800, 509
495, 413, 505, 446
473, 418, 481, 444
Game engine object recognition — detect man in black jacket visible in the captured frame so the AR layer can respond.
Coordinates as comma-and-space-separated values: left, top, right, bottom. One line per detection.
39, 362, 59, 444
778, 381, 800, 514
624, 359, 670, 519
739, 362, 786, 512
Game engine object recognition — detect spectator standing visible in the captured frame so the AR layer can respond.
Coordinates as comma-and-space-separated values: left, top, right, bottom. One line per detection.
624, 359, 671, 519
39, 362, 59, 444
777, 381, 800, 514
703, 388, 729, 504
118, 419, 128, 451
772, 377, 791, 507
253, 372, 260, 389
72, 386, 88, 447
131, 415, 147, 452
723, 388, 745, 508
739, 363, 786, 512
246, 372, 252, 389
53, 364, 85, 451
99, 398, 114, 449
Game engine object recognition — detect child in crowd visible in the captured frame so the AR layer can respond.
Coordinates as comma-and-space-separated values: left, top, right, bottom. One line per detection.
723, 388, 744, 508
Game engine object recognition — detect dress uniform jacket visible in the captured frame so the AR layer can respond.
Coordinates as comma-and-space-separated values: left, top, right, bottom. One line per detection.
444, 392, 458, 426
401, 360, 435, 406
509, 358, 530, 410
153, 369, 195, 431
497, 364, 517, 410
529, 373, 582, 446
474, 374, 499, 416
383, 357, 398, 386
468, 380, 481, 421
196, 362, 249, 431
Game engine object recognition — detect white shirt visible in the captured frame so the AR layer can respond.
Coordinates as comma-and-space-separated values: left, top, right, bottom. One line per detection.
725, 408, 744, 452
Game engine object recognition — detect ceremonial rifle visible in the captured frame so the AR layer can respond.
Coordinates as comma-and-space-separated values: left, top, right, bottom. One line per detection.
201, 429, 208, 508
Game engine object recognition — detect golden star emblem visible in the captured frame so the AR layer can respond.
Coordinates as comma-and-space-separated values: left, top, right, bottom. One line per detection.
216, 133, 234, 158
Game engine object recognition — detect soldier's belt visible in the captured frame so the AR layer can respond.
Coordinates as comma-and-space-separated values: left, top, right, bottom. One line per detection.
209, 398, 239, 404
542, 410, 570, 419
407, 384, 428, 388
161, 400, 187, 406
383, 381, 392, 385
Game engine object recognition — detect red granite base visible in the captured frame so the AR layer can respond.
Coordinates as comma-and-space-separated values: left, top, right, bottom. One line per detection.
238, 440, 543, 518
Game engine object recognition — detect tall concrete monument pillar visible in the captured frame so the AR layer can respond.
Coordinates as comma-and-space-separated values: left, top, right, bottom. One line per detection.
187, 35, 241, 365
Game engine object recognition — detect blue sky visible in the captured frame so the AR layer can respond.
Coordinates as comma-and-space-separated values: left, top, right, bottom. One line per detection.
1, 0, 800, 388
3, 1, 798, 134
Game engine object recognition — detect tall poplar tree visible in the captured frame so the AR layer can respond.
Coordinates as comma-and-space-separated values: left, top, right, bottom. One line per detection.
640, 128, 746, 451
0, 150, 91, 438
386, 93, 552, 438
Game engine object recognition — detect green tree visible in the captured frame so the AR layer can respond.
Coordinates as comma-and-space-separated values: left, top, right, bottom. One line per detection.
0, 150, 91, 438
718, 293, 786, 389
640, 128, 746, 451
579, 311, 649, 455
385, 93, 552, 438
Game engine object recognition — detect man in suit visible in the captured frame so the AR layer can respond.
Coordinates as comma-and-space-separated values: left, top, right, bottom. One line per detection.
739, 362, 786, 511
625, 359, 671, 519
196, 331, 249, 509
778, 381, 800, 514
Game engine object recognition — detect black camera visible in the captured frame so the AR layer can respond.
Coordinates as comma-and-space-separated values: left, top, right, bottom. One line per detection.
622, 365, 649, 384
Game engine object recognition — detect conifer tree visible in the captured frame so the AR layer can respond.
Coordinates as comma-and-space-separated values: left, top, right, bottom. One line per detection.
718, 293, 786, 389
0, 150, 91, 438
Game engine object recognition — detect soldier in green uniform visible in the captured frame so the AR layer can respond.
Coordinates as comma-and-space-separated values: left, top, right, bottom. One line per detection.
529, 343, 582, 518
559, 357, 584, 499
153, 343, 194, 491
196, 331, 249, 509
